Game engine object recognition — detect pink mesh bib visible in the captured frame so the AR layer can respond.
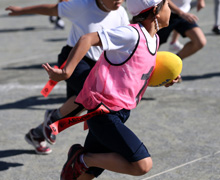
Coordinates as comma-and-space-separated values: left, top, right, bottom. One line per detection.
76, 24, 159, 111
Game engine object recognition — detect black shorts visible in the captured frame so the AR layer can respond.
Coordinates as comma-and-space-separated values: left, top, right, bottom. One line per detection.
57, 45, 96, 99
84, 109, 150, 177
157, 13, 198, 45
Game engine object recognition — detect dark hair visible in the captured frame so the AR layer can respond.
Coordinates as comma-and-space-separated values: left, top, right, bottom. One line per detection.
132, 0, 166, 23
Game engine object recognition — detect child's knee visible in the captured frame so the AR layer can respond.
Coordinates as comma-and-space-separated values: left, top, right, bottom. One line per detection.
200, 37, 207, 48
197, 37, 206, 49
132, 157, 153, 176
194, 36, 207, 50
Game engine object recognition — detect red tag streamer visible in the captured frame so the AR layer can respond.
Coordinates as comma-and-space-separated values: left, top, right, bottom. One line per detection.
49, 104, 110, 135
41, 61, 67, 97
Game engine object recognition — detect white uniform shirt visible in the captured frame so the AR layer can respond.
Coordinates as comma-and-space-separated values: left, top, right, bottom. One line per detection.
98, 24, 157, 64
58, 0, 129, 61
172, 0, 192, 13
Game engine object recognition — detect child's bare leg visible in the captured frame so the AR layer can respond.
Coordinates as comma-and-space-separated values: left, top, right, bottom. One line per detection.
170, 30, 180, 44
77, 173, 94, 180
84, 152, 152, 176
178, 27, 206, 59
59, 96, 85, 117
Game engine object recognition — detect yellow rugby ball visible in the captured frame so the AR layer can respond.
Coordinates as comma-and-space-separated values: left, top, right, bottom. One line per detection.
148, 51, 182, 87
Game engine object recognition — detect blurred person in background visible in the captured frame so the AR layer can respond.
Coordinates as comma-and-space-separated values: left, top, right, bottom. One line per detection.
157, 0, 206, 60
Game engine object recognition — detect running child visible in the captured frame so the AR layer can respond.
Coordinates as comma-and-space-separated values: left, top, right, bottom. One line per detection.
6, 0, 129, 155
42, 0, 181, 179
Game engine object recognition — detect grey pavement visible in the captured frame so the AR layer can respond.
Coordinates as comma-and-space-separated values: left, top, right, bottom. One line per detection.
0, 0, 220, 180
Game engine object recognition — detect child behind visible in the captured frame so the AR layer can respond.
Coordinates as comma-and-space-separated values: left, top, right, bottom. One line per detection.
6, 0, 129, 155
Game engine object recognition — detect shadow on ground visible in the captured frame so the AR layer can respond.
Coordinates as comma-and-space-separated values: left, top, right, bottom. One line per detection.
0, 149, 36, 171
0, 95, 65, 110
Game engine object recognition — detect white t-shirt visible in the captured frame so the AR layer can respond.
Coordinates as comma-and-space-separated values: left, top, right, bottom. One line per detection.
98, 24, 157, 64
172, 0, 192, 13
58, 0, 129, 61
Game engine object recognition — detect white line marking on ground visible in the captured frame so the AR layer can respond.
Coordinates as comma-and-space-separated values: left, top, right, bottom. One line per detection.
0, 53, 56, 67
0, 83, 65, 91
141, 151, 220, 180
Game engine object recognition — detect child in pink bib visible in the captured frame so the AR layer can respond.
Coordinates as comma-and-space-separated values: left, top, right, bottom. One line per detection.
42, 0, 181, 179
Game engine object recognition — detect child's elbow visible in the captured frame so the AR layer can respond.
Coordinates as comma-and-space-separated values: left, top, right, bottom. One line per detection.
80, 32, 100, 46
79, 34, 89, 43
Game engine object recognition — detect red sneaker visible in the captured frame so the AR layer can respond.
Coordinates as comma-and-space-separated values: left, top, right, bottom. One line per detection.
61, 144, 88, 180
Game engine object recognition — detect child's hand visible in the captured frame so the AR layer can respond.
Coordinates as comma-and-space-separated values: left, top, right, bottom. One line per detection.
5, 6, 23, 16
180, 12, 198, 23
165, 75, 181, 87
42, 63, 65, 82
197, 0, 205, 12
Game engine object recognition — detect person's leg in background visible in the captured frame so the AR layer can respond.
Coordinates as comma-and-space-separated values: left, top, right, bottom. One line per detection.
177, 27, 206, 59
212, 0, 220, 34
169, 30, 184, 52
49, 0, 67, 29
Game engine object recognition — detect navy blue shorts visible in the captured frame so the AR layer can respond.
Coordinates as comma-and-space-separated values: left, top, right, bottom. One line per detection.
157, 13, 198, 45
57, 45, 96, 99
84, 109, 151, 177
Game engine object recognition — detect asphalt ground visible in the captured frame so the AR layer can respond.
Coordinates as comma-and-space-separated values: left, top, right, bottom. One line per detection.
0, 0, 220, 180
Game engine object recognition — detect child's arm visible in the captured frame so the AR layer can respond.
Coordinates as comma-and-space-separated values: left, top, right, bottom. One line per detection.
196, 0, 205, 12
5, 4, 58, 16
42, 32, 102, 82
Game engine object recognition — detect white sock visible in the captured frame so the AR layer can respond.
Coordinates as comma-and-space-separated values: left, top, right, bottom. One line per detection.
79, 154, 89, 168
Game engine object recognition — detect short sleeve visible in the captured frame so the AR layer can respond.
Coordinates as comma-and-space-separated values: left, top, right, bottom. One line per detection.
98, 26, 138, 51
98, 26, 139, 64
